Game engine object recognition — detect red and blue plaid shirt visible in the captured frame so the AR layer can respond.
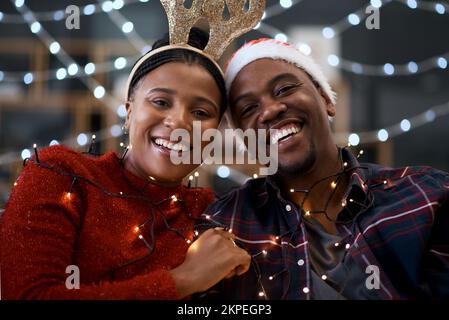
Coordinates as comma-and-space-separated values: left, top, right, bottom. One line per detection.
201, 149, 449, 299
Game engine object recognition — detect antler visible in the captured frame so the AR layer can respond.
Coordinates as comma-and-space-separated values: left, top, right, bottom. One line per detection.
204, 0, 266, 60
160, 0, 205, 45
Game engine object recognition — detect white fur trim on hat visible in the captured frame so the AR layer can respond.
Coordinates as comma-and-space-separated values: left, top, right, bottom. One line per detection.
224, 38, 337, 105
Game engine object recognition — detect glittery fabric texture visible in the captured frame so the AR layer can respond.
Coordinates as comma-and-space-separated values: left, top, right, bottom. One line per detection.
0, 145, 214, 299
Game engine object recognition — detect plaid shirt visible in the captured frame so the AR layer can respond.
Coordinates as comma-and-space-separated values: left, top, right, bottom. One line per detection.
201, 149, 449, 299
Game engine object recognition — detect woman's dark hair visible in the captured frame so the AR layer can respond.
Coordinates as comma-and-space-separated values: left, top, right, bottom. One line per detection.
128, 28, 227, 116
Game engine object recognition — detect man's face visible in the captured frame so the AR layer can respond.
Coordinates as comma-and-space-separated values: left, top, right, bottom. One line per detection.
229, 58, 336, 175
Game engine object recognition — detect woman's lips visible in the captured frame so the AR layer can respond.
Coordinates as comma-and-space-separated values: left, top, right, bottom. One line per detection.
151, 137, 190, 157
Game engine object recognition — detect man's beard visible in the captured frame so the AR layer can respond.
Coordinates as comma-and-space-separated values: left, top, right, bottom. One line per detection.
277, 143, 317, 176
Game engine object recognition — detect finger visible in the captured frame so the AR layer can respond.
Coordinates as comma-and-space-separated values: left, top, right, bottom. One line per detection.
225, 269, 237, 279
214, 228, 236, 240
235, 253, 251, 276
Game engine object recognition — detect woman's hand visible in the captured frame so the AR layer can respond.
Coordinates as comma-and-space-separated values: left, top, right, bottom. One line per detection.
169, 228, 251, 298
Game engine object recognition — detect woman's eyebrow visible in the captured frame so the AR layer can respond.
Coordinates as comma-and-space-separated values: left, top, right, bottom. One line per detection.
145, 87, 177, 96
193, 96, 219, 113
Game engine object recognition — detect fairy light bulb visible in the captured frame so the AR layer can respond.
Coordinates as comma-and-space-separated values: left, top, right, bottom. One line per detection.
205, 215, 210, 220
290, 188, 294, 193
138, 235, 143, 240
171, 195, 178, 202
262, 250, 267, 256
134, 226, 140, 233
65, 192, 72, 200
253, 173, 258, 179
194, 230, 199, 236
321, 275, 328, 280
194, 172, 199, 177
269, 276, 274, 280
258, 291, 265, 297
189, 175, 194, 181
186, 239, 191, 244
305, 211, 311, 217
331, 181, 337, 189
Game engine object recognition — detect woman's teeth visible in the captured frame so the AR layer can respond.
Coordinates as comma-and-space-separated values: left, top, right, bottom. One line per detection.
154, 138, 188, 152
271, 125, 301, 145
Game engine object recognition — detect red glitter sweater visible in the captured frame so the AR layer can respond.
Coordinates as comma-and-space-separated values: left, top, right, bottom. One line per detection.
0, 145, 214, 299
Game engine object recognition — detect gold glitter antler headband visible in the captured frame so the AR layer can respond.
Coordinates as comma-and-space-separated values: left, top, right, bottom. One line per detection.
160, 0, 266, 61
126, 0, 265, 101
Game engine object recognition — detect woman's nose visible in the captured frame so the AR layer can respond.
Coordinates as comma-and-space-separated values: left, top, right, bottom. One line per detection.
162, 106, 192, 131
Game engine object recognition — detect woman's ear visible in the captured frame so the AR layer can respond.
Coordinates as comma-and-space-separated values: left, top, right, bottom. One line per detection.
125, 101, 132, 130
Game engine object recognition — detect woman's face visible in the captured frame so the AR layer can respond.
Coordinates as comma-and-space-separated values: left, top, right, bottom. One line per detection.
124, 62, 222, 185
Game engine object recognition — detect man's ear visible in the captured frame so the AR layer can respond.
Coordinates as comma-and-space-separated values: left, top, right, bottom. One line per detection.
318, 87, 336, 117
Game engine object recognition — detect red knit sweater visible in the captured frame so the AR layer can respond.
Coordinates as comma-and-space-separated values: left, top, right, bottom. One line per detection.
0, 146, 214, 299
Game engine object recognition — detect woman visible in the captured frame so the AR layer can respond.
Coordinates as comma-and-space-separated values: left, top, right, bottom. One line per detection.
0, 28, 251, 299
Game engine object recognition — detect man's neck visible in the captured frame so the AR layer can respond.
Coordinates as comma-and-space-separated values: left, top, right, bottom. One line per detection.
276, 147, 348, 233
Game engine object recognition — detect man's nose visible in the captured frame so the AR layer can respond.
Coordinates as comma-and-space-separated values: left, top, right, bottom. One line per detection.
258, 98, 288, 127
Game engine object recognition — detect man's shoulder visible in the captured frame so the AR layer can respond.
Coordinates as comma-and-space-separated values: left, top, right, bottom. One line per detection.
364, 162, 449, 182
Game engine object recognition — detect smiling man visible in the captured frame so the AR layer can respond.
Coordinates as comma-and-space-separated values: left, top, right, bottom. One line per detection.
201, 38, 449, 300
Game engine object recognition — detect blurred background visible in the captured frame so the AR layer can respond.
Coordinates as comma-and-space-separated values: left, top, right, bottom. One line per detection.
0, 0, 448, 208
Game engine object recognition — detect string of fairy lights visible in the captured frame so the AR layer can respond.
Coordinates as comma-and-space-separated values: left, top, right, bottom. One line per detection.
257, 0, 449, 76
1, 0, 448, 299
0, 0, 448, 165
0, 0, 147, 23
200, 146, 382, 299
10, 0, 122, 115
17, 143, 375, 299
17, 141, 218, 279
2, 0, 448, 83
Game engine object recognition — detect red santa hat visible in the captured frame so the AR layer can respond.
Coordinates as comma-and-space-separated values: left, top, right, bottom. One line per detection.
224, 38, 337, 105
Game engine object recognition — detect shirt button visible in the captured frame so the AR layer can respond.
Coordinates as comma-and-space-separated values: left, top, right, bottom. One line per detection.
297, 259, 304, 266
285, 204, 292, 212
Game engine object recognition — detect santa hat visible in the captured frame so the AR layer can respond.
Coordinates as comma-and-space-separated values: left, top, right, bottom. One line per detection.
224, 38, 337, 105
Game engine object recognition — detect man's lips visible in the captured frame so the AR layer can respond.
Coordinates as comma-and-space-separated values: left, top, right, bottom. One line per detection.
267, 119, 305, 145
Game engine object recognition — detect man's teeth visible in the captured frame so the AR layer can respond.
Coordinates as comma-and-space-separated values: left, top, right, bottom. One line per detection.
271, 126, 300, 144
154, 138, 188, 152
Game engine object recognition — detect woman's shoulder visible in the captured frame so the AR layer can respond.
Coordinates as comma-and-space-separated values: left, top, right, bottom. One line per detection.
30, 145, 120, 174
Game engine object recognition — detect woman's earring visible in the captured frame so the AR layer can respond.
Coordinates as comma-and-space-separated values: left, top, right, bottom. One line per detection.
122, 125, 129, 135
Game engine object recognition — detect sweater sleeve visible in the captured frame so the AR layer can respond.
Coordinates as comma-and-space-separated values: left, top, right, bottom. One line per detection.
0, 149, 179, 300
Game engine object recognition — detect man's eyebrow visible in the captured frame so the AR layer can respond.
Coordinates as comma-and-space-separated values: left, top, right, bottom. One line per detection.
232, 73, 301, 106
267, 73, 300, 87
232, 93, 254, 108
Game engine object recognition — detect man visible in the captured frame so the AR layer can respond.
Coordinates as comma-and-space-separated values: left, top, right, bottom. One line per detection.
202, 38, 449, 299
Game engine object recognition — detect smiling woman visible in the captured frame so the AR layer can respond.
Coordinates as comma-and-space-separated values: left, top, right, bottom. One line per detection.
0, 28, 251, 300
